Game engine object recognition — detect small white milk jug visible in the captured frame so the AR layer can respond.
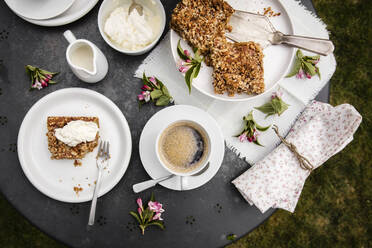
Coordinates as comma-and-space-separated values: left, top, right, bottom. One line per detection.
64, 30, 108, 83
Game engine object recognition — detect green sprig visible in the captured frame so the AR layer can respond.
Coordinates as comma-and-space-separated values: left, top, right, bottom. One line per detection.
177, 40, 203, 94
286, 50, 321, 79
255, 93, 290, 118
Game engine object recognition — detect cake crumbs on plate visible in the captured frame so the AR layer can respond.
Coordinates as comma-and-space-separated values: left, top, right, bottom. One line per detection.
262, 7, 281, 17
73, 186, 83, 196
74, 159, 82, 167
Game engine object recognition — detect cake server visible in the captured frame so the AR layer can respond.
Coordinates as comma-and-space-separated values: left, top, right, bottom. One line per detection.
226, 10, 334, 56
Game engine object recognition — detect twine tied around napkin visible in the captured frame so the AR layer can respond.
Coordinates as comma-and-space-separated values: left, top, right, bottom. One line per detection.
272, 125, 314, 171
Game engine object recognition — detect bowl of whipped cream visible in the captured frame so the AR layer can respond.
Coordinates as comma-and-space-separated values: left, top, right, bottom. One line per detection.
98, 0, 166, 55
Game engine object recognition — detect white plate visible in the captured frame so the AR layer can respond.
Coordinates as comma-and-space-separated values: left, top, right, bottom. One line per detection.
4, 0, 75, 20
10, 0, 99, 27
170, 0, 294, 102
139, 105, 225, 191
17, 88, 132, 203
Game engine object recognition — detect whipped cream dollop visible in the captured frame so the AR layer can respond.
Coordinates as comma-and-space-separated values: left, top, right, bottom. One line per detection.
55, 120, 99, 147
104, 6, 159, 51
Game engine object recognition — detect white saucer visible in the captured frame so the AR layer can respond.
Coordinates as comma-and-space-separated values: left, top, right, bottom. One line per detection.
9, 0, 99, 27
139, 105, 225, 191
17, 88, 132, 203
4, 0, 75, 20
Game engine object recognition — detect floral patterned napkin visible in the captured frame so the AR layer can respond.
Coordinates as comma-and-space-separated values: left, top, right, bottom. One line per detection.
232, 101, 362, 213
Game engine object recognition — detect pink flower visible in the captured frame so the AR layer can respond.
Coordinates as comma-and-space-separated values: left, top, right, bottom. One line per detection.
239, 133, 248, 142
152, 212, 163, 221
32, 80, 42, 90
46, 74, 52, 79
41, 79, 48, 87
184, 49, 191, 57
248, 137, 253, 142
314, 59, 319, 65
185, 59, 191, 63
137, 198, 143, 210
142, 91, 151, 102
149, 77, 157, 85
141, 85, 151, 91
178, 66, 188, 73
138, 207, 142, 215
137, 94, 144, 101
305, 72, 311, 79
296, 68, 305, 79
148, 201, 164, 213
44, 77, 49, 83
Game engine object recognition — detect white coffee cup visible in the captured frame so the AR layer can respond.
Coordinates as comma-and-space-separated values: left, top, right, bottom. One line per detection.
155, 120, 211, 177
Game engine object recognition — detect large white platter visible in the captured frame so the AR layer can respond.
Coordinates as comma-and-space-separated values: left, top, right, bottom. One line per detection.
139, 105, 225, 191
6, 0, 99, 27
17, 88, 132, 203
170, 0, 294, 102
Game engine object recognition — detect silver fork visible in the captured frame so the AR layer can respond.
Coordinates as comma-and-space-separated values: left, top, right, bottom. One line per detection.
88, 141, 110, 226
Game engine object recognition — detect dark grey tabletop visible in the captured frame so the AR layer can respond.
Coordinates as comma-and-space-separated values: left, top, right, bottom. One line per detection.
0, 0, 329, 247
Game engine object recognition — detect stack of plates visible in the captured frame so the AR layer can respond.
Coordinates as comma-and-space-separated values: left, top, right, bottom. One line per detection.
4, 0, 99, 26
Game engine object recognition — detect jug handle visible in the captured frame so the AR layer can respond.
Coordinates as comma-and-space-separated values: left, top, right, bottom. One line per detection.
64, 30, 77, 44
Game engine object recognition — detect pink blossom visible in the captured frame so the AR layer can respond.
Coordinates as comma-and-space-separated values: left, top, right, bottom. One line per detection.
137, 198, 143, 210
152, 212, 163, 221
178, 66, 188, 73
141, 85, 151, 91
138, 207, 142, 215
184, 49, 191, 57
137, 94, 144, 101
148, 201, 164, 213
296, 68, 305, 79
185, 59, 191, 63
248, 137, 253, 142
314, 59, 319, 65
306, 72, 311, 79
239, 133, 248, 142
32, 81, 42, 90
142, 91, 151, 102
44, 77, 49, 83
149, 77, 157, 85
46, 74, 52, 79
41, 80, 48, 87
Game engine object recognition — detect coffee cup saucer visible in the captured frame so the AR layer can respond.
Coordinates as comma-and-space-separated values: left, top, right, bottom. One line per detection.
139, 105, 225, 191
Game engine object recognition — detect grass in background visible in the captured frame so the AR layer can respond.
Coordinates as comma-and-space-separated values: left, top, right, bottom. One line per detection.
0, 0, 371, 247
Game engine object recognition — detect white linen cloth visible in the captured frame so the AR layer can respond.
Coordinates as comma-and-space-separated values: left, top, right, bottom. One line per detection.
232, 101, 362, 213
135, 0, 337, 165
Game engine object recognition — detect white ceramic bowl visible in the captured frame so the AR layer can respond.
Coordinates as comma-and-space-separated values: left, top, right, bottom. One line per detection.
98, 0, 166, 55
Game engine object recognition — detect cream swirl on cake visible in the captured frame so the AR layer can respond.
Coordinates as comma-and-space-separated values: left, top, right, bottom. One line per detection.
54, 120, 99, 147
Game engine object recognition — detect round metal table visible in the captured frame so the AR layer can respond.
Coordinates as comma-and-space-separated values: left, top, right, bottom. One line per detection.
0, 0, 329, 247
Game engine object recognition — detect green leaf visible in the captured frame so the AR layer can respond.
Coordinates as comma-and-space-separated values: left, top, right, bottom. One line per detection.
162, 85, 171, 97
177, 40, 189, 61
48, 80, 57, 84
193, 63, 201, 78
296, 49, 303, 59
255, 102, 275, 117
156, 95, 170, 106
150, 192, 155, 202
253, 139, 264, 147
243, 111, 254, 122
302, 61, 317, 76
150, 89, 163, 100
148, 220, 165, 230
254, 122, 271, 132
227, 234, 237, 241
286, 56, 302, 78
185, 65, 196, 94
315, 66, 321, 79
130, 211, 142, 224
274, 98, 289, 116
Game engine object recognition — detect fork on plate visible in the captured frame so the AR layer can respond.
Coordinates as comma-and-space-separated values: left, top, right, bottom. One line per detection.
88, 140, 110, 226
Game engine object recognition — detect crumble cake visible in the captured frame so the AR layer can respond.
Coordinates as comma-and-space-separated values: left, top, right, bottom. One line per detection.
46, 117, 99, 159
210, 37, 265, 96
171, 0, 265, 96
170, 0, 234, 61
